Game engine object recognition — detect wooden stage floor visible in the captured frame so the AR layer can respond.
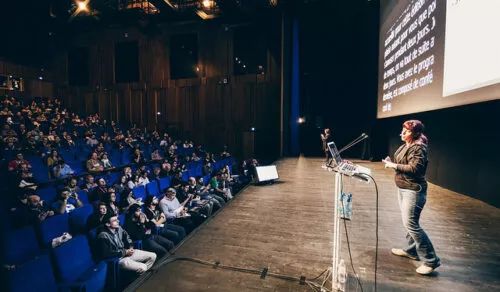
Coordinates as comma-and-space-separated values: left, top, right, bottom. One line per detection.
137, 157, 500, 292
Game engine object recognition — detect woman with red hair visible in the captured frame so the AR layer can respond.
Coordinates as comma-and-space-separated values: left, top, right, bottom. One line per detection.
382, 120, 440, 275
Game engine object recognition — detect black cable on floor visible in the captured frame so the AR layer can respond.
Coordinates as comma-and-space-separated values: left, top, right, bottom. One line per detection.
124, 256, 332, 292
363, 173, 379, 292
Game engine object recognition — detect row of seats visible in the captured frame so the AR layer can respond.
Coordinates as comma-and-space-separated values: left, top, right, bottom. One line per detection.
32, 159, 232, 206
8, 235, 107, 292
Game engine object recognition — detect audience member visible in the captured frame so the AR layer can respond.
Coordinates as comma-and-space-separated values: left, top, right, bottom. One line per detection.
97, 214, 156, 275
123, 204, 174, 258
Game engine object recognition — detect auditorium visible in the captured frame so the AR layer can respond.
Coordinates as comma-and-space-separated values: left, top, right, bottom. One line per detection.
1, 0, 499, 291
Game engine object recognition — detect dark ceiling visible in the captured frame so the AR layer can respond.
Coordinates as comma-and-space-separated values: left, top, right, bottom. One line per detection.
0, 0, 304, 65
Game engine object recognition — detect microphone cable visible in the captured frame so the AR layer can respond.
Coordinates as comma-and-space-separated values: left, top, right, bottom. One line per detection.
125, 256, 335, 292
363, 173, 380, 292
340, 183, 365, 292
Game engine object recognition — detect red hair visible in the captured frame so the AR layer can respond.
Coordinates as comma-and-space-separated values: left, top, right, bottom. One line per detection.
403, 120, 428, 144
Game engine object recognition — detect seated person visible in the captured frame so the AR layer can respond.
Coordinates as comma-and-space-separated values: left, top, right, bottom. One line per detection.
65, 178, 81, 195
114, 175, 130, 197
150, 148, 162, 161
170, 171, 185, 189
53, 160, 75, 179
159, 162, 172, 178
90, 177, 108, 202
100, 152, 114, 170
202, 162, 212, 176
209, 172, 232, 201
123, 204, 174, 258
103, 191, 120, 217
143, 196, 186, 245
86, 152, 104, 173
137, 171, 150, 186
86, 202, 108, 231
191, 152, 201, 162
82, 174, 98, 191
97, 214, 156, 275
52, 189, 83, 214
119, 190, 143, 212
178, 184, 212, 217
131, 148, 145, 164
150, 167, 162, 181
159, 188, 195, 233
190, 176, 224, 211
16, 164, 37, 189
8, 153, 32, 172
21, 195, 55, 226
46, 150, 60, 168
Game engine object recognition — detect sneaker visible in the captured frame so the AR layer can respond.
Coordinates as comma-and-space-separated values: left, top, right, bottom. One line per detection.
321, 164, 327, 169
19, 180, 35, 188
416, 262, 440, 275
391, 248, 419, 260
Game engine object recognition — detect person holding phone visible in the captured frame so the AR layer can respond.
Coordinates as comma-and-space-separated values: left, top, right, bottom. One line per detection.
382, 120, 440, 275
321, 128, 332, 168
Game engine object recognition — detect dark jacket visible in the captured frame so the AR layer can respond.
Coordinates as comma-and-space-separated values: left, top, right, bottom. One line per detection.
86, 213, 106, 231
97, 226, 132, 259
123, 216, 150, 241
394, 142, 428, 192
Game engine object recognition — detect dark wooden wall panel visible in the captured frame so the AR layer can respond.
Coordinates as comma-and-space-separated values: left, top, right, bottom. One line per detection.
55, 23, 280, 159
0, 59, 53, 98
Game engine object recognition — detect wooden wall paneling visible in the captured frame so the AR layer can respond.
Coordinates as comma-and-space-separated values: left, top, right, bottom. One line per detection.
89, 46, 100, 87
131, 89, 143, 126
102, 41, 115, 86
116, 88, 127, 124
139, 37, 147, 84
148, 39, 164, 87
84, 92, 94, 115
97, 92, 110, 121
157, 88, 168, 128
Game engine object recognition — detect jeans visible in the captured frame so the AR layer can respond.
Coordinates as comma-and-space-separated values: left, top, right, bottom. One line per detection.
397, 188, 440, 268
143, 235, 174, 258
160, 224, 186, 245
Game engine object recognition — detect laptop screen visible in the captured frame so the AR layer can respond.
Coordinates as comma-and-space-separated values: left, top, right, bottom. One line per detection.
327, 142, 343, 165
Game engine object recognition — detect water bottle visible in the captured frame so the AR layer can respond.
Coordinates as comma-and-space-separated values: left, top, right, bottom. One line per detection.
346, 193, 353, 220
339, 193, 345, 218
338, 259, 347, 292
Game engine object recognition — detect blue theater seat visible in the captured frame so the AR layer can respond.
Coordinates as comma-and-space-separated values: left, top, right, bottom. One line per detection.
77, 190, 90, 205
133, 185, 146, 201
146, 181, 160, 197
4, 226, 42, 266
69, 204, 94, 234
38, 213, 70, 247
52, 235, 107, 292
8, 254, 58, 292
36, 187, 57, 203
159, 176, 171, 193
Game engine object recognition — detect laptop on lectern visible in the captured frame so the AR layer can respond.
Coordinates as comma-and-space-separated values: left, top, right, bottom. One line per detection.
327, 141, 371, 177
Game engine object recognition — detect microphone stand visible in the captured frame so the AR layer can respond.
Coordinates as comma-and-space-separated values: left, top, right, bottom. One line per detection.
338, 134, 369, 155
326, 134, 369, 169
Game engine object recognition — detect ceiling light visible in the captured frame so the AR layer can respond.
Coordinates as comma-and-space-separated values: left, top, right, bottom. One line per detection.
203, 0, 213, 8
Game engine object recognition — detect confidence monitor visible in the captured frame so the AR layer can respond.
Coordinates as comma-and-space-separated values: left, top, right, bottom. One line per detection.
255, 165, 279, 183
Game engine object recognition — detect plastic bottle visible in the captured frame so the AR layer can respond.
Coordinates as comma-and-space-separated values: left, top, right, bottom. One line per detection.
346, 193, 353, 220
339, 193, 345, 218
338, 259, 347, 292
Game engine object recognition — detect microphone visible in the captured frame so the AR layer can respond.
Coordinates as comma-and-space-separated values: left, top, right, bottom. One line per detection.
338, 133, 369, 154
